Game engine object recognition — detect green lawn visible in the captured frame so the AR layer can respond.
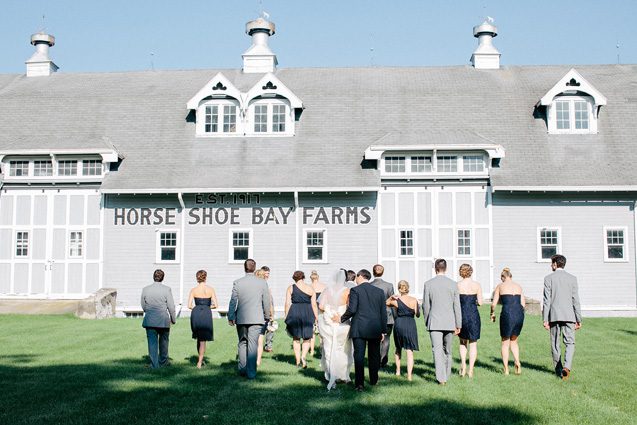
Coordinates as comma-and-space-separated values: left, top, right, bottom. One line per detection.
0, 309, 635, 425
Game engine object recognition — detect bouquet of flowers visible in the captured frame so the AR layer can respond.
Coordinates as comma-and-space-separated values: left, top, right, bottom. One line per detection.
266, 320, 279, 332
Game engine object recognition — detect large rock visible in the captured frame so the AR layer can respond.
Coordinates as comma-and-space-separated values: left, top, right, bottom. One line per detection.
524, 297, 542, 315
75, 288, 117, 319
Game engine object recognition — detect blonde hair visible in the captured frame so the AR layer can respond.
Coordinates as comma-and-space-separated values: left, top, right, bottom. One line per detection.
196, 270, 207, 283
459, 264, 473, 279
310, 270, 319, 281
500, 267, 512, 281
397, 280, 410, 295
255, 269, 266, 279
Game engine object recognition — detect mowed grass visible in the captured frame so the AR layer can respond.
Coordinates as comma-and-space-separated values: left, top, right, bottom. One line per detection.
0, 309, 635, 425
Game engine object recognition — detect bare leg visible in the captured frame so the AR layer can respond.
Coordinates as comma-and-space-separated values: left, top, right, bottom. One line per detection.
468, 340, 477, 377
197, 340, 206, 369
301, 339, 310, 367
501, 338, 510, 375
458, 338, 468, 376
510, 336, 521, 374
309, 335, 315, 355
257, 334, 264, 366
395, 349, 402, 376
406, 349, 414, 381
293, 339, 301, 366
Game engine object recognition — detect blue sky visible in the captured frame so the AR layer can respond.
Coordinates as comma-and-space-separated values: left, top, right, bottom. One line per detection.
0, 0, 635, 73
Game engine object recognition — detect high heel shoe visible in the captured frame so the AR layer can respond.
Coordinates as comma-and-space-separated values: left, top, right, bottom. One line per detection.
514, 362, 521, 375
459, 367, 466, 377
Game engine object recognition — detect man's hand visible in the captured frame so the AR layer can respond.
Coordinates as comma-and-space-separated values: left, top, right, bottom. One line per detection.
575, 322, 582, 330
332, 314, 340, 323
381, 333, 386, 342
454, 328, 461, 335
543, 321, 550, 330
228, 320, 235, 327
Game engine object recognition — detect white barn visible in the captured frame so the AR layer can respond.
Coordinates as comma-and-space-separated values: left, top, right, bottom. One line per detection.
0, 18, 636, 315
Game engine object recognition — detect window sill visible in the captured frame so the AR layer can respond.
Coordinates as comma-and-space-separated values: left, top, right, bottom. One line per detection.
603, 259, 629, 263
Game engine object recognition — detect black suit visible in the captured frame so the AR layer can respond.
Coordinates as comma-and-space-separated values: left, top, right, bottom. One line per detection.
341, 281, 388, 388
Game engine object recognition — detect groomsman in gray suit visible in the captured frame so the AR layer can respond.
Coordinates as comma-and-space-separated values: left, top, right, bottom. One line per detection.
141, 269, 176, 369
422, 259, 462, 385
543, 254, 582, 380
370, 264, 395, 368
228, 259, 271, 379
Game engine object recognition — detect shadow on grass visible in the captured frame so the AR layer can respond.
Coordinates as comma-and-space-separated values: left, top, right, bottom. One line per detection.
487, 356, 555, 376
619, 329, 637, 336
0, 360, 538, 425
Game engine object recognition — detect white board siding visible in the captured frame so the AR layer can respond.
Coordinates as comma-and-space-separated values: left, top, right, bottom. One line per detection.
492, 194, 636, 309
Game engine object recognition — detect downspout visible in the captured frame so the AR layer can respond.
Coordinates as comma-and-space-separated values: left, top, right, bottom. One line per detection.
178, 192, 185, 306
295, 191, 300, 270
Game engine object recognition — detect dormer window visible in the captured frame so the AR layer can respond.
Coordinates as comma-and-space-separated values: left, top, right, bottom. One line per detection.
9, 161, 29, 176
550, 95, 593, 133
247, 99, 290, 135
463, 155, 484, 172
437, 155, 458, 173
385, 156, 406, 173
34, 160, 53, 176
199, 100, 240, 135
58, 160, 77, 176
379, 152, 490, 178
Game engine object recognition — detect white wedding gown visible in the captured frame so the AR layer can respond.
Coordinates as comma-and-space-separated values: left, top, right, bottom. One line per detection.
319, 304, 353, 390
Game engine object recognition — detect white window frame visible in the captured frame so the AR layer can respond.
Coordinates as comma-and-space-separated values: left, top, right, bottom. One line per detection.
82, 160, 103, 176
384, 156, 406, 173
196, 98, 242, 136
537, 227, 562, 262
229, 228, 253, 264
246, 99, 292, 136
9, 160, 30, 177
398, 229, 415, 257
457, 228, 472, 257
381, 152, 488, 178
303, 228, 328, 264
462, 155, 485, 173
14, 230, 30, 259
155, 229, 180, 264
33, 160, 53, 176
548, 95, 597, 134
603, 226, 628, 262
67, 229, 85, 259
57, 160, 78, 176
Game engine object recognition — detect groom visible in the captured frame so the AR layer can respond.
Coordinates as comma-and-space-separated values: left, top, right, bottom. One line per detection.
336, 269, 387, 391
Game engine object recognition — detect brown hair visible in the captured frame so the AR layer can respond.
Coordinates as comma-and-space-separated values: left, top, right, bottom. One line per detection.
196, 270, 207, 283
244, 259, 256, 273
153, 269, 165, 282
261, 265, 270, 272
500, 267, 512, 281
459, 264, 473, 279
255, 269, 266, 279
434, 259, 447, 273
292, 270, 305, 282
397, 280, 410, 295
373, 264, 384, 277
551, 255, 566, 269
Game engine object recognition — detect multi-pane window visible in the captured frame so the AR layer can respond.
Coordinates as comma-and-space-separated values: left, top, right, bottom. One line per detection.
232, 231, 251, 261
69, 231, 83, 258
16, 231, 29, 257
254, 105, 268, 133
437, 156, 458, 172
205, 105, 218, 133
272, 105, 286, 132
9, 161, 29, 177
458, 229, 471, 256
399, 230, 414, 256
306, 230, 325, 261
463, 155, 484, 172
34, 160, 53, 176
385, 156, 406, 173
574, 101, 589, 130
58, 160, 78, 176
605, 228, 626, 261
82, 160, 102, 176
223, 105, 237, 133
539, 228, 560, 260
411, 156, 433, 173
556, 100, 570, 130
158, 232, 178, 262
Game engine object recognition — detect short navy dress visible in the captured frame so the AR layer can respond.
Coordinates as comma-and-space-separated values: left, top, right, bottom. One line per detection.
285, 285, 315, 339
459, 294, 481, 341
190, 297, 213, 341
499, 294, 524, 338
393, 299, 419, 351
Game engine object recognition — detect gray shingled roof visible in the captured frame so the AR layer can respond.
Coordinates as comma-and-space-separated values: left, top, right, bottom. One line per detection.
0, 65, 635, 190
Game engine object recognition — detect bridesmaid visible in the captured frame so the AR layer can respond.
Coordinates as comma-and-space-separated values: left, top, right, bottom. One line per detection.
284, 271, 318, 368
386, 280, 419, 381
491, 267, 525, 375
457, 264, 483, 378
188, 270, 218, 369
309, 270, 326, 355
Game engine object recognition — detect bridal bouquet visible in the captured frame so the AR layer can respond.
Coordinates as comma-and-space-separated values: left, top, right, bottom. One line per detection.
322, 305, 340, 325
266, 320, 278, 332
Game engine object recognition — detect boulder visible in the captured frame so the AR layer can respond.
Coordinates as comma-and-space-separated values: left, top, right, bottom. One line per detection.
524, 297, 542, 315
75, 288, 117, 319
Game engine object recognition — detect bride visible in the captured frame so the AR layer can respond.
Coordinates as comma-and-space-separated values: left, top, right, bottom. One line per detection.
318, 269, 353, 390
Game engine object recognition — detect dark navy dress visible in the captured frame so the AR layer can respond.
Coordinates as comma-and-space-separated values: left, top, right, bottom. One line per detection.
285, 285, 315, 339
499, 294, 524, 338
190, 297, 213, 341
393, 299, 419, 351
459, 294, 481, 341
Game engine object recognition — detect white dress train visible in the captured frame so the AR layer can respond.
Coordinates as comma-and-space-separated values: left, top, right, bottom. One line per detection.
319, 304, 353, 390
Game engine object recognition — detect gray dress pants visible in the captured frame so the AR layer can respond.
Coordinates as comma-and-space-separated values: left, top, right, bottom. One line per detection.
237, 324, 262, 379
429, 330, 454, 383
550, 321, 576, 371
145, 327, 170, 368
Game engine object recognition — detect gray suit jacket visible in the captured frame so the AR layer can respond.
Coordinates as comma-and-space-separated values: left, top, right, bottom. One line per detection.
141, 282, 176, 328
228, 273, 271, 325
542, 269, 582, 323
370, 277, 395, 325
422, 275, 462, 331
